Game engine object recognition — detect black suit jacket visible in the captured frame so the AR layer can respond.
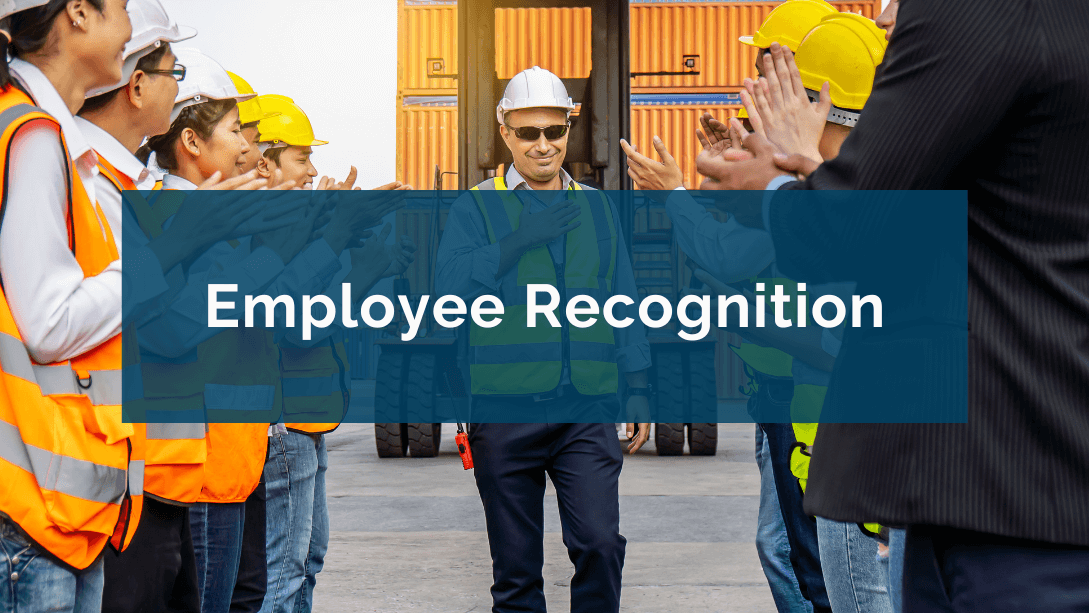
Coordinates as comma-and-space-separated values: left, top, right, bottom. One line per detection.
772, 0, 1089, 545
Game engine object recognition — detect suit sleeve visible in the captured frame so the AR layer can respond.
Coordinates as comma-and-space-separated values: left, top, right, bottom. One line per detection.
770, 0, 1041, 283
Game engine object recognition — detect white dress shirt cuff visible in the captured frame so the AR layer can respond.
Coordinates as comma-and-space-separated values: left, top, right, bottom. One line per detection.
763, 175, 798, 231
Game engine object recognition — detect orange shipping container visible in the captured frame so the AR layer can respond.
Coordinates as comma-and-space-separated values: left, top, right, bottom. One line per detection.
399, 1, 879, 95
630, 1, 877, 92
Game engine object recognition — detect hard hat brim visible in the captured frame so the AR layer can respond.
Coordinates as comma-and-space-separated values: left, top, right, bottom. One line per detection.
738, 35, 758, 47
263, 139, 329, 148
173, 25, 198, 43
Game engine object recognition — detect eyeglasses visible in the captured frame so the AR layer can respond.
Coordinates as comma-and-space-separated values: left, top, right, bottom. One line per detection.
144, 63, 186, 81
505, 123, 569, 141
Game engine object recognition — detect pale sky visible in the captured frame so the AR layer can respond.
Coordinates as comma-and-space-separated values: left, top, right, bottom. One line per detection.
161, 0, 400, 189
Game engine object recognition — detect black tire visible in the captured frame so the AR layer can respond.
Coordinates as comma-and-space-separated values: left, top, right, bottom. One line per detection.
655, 423, 686, 456
405, 353, 441, 457
687, 345, 718, 456
375, 423, 407, 458
687, 423, 718, 456
407, 423, 442, 458
654, 349, 687, 456
374, 351, 407, 458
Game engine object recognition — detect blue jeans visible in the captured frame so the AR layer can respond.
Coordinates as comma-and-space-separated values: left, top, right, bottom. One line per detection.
816, 518, 893, 613
190, 501, 246, 613
755, 425, 813, 613
293, 435, 328, 613
260, 432, 323, 613
887, 528, 905, 613
0, 520, 104, 613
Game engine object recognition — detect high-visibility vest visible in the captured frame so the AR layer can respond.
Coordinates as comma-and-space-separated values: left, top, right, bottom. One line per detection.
100, 157, 210, 508
467, 177, 619, 396
135, 184, 275, 505
282, 334, 349, 435
728, 274, 884, 535
0, 86, 138, 570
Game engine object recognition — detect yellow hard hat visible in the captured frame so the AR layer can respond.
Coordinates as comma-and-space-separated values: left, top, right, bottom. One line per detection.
736, 107, 748, 120
794, 13, 888, 113
256, 95, 329, 147
739, 0, 837, 50
227, 71, 280, 125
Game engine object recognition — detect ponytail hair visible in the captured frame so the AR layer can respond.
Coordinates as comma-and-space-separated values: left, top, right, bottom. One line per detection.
1, 0, 106, 89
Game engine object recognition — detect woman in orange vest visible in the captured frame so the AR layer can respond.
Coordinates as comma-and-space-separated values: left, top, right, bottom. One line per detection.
0, 1, 138, 612
139, 48, 289, 613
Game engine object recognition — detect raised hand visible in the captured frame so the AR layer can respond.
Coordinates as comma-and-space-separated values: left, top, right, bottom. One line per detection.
750, 43, 830, 161
621, 137, 686, 193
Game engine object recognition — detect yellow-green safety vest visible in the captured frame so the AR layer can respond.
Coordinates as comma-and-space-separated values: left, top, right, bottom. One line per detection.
467, 176, 619, 396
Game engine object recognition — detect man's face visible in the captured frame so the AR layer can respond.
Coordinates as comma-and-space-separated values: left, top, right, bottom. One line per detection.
269, 145, 317, 189
238, 125, 263, 173
144, 48, 179, 137
500, 108, 569, 184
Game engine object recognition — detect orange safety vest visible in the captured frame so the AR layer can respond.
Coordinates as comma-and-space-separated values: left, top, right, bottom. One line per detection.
99, 157, 209, 509
150, 186, 273, 505
282, 336, 349, 435
0, 86, 138, 569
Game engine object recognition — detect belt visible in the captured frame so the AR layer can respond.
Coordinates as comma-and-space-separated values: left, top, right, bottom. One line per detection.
480, 384, 581, 403
529, 384, 579, 402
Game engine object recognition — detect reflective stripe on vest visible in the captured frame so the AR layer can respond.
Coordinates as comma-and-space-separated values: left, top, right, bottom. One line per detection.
0, 87, 135, 569
467, 177, 618, 396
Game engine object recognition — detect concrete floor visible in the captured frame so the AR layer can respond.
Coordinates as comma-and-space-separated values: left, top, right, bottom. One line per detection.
314, 385, 776, 612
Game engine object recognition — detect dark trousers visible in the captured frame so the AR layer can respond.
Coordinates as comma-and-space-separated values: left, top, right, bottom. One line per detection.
469, 394, 625, 613
102, 497, 201, 613
751, 372, 831, 613
903, 526, 1089, 613
229, 481, 267, 613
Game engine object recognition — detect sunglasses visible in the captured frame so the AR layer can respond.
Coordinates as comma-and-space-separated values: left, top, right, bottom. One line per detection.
144, 63, 187, 81
505, 123, 570, 141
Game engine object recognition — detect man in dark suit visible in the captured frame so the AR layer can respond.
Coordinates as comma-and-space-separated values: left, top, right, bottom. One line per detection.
695, 0, 1089, 611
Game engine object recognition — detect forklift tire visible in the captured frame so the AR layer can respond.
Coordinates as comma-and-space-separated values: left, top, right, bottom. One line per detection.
407, 423, 442, 457
655, 423, 686, 456
687, 346, 718, 456
654, 349, 687, 456
687, 423, 718, 456
374, 351, 407, 458
375, 423, 408, 458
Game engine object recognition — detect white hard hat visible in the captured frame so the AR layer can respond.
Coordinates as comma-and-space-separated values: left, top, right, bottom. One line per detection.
0, 0, 48, 21
495, 66, 575, 125
86, 0, 197, 96
170, 47, 255, 123
86, 0, 196, 98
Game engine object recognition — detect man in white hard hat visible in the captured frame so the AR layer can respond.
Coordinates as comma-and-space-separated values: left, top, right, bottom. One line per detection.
435, 66, 650, 613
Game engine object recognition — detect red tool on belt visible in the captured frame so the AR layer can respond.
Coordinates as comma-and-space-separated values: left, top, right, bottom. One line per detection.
445, 372, 474, 470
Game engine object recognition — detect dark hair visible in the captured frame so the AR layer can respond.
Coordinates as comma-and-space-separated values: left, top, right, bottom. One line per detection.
263, 146, 286, 165
1, 0, 107, 89
79, 43, 172, 115
137, 99, 238, 171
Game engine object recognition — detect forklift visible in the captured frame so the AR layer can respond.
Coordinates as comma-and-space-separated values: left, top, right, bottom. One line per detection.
373, 0, 719, 457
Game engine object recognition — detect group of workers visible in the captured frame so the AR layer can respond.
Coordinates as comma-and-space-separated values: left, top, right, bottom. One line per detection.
0, 0, 415, 612
2, 0, 1086, 612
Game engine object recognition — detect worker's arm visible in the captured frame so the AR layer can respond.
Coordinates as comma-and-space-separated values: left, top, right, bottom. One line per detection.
606, 197, 652, 453
692, 269, 835, 372
665, 188, 776, 283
